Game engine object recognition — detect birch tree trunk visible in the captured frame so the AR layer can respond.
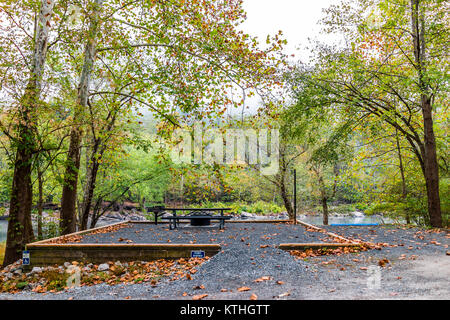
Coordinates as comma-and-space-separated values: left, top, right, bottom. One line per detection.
3, 0, 55, 266
60, 0, 104, 235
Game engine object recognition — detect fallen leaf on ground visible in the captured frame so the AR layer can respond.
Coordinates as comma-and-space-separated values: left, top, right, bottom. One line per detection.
254, 276, 272, 282
192, 294, 208, 300
278, 292, 290, 298
378, 258, 390, 267
250, 293, 258, 300
237, 286, 251, 292
193, 284, 205, 290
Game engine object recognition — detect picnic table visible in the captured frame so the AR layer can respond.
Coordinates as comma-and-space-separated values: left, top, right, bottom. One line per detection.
147, 207, 232, 230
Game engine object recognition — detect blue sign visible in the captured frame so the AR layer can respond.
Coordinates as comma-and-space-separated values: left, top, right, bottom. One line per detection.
22, 250, 30, 265
191, 250, 205, 258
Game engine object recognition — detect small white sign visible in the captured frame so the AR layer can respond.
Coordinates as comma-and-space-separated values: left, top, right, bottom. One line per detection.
191, 250, 205, 258
22, 250, 30, 265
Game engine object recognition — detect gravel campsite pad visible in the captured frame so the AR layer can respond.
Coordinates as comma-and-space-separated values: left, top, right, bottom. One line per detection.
0, 223, 449, 300
73, 222, 336, 245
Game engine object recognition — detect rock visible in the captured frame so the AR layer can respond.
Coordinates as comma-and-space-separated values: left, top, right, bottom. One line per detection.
129, 213, 146, 221
97, 263, 109, 271
106, 212, 123, 220
31, 267, 43, 274
13, 269, 22, 275
240, 211, 255, 219
114, 261, 123, 268
351, 211, 364, 217
161, 212, 173, 218
64, 262, 71, 268
4, 272, 13, 280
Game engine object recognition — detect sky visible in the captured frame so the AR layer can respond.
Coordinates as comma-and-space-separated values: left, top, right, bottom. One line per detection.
240, 0, 342, 62
229, 0, 343, 116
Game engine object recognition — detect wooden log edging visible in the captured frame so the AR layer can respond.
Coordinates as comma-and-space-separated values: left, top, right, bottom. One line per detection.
278, 243, 365, 251
25, 221, 221, 267
25, 243, 221, 267
227, 219, 292, 224
296, 219, 367, 245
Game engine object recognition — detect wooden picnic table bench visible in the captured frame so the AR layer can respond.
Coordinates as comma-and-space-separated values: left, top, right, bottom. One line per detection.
147, 207, 232, 230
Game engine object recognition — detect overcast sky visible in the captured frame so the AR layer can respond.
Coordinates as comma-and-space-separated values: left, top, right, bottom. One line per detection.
240, 0, 342, 62
222, 0, 343, 116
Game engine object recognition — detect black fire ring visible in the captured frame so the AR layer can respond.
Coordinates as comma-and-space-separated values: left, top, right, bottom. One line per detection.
189, 211, 212, 226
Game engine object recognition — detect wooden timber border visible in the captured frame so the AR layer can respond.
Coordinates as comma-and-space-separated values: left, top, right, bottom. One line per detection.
277, 219, 370, 252
278, 243, 366, 251
25, 221, 220, 267
24, 219, 369, 267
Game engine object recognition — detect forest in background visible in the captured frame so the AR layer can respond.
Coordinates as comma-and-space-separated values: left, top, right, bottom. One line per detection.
0, 0, 447, 266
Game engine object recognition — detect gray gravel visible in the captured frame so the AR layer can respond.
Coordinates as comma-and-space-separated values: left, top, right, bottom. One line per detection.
0, 223, 448, 300
77, 222, 331, 245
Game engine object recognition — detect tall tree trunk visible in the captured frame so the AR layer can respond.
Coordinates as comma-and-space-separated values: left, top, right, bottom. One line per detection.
421, 97, 442, 227
395, 128, 409, 224
3, 0, 55, 267
60, 0, 104, 234
279, 175, 294, 219
411, 0, 442, 227
80, 145, 101, 230
37, 168, 44, 239
318, 175, 329, 225
321, 196, 329, 226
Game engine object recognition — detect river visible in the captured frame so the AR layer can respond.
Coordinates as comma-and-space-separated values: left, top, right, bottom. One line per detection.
0, 220, 6, 243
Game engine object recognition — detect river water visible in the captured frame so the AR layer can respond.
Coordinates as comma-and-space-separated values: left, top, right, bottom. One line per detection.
0, 220, 7, 242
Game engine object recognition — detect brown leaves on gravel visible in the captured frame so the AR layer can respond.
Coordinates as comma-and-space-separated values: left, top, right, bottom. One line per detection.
0, 257, 208, 294
289, 245, 368, 259
47, 234, 83, 244
192, 294, 208, 300
89, 223, 129, 236
47, 223, 129, 244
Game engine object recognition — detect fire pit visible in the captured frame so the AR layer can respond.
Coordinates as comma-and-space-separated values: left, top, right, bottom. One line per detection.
188, 211, 213, 226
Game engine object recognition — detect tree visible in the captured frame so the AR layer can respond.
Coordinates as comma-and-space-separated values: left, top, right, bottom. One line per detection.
60, 0, 104, 235
57, 0, 286, 233
1, 0, 56, 266
289, 0, 447, 227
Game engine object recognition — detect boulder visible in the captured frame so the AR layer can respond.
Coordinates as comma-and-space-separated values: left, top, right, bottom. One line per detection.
31, 267, 43, 274
97, 263, 109, 271
240, 211, 255, 219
